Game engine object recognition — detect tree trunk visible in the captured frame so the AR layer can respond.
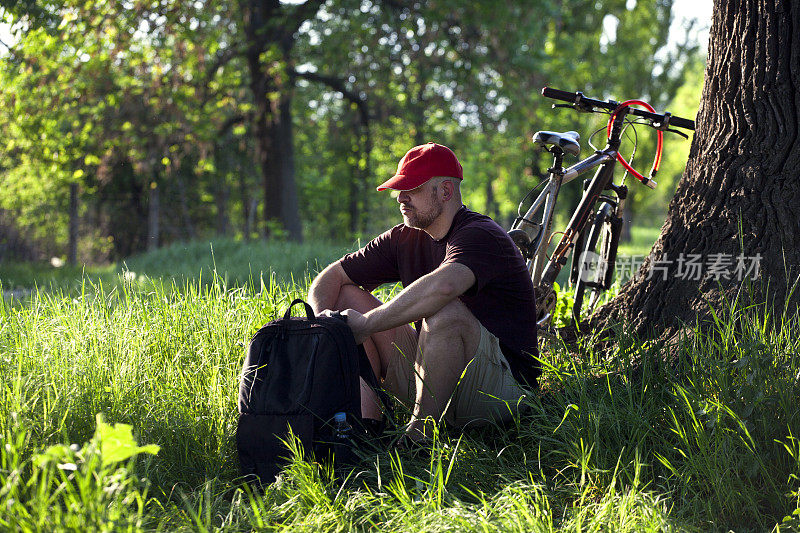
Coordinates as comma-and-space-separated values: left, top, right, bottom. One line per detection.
238, 150, 253, 241
175, 170, 196, 240
216, 184, 230, 236
278, 88, 302, 241
360, 113, 372, 234
249, 77, 283, 238
348, 110, 363, 235
242, 0, 304, 241
595, 0, 800, 338
215, 147, 231, 236
147, 181, 159, 252
68, 182, 78, 265
348, 138, 359, 236
243, 0, 279, 238
485, 178, 498, 220
248, 197, 259, 239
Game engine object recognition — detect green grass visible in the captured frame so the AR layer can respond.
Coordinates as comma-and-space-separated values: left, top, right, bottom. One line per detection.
1, 238, 799, 531
0, 237, 354, 294
120, 237, 355, 286
0, 261, 118, 292
617, 225, 663, 258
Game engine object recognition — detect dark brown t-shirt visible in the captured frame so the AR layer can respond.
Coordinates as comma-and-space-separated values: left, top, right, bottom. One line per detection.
339, 206, 540, 385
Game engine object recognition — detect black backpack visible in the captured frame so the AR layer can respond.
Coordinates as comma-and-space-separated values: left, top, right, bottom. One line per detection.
237, 299, 390, 484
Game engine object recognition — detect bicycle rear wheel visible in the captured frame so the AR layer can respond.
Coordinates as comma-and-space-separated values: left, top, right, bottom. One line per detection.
572, 202, 621, 324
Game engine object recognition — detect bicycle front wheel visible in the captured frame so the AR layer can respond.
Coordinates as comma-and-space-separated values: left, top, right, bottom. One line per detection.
572, 202, 621, 324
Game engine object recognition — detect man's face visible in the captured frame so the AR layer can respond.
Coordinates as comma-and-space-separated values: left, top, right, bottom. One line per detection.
397, 179, 443, 230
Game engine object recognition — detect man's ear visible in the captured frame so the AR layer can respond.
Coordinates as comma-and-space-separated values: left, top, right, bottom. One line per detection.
441, 179, 454, 201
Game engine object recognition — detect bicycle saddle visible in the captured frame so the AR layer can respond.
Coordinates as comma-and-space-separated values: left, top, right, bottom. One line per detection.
532, 130, 581, 157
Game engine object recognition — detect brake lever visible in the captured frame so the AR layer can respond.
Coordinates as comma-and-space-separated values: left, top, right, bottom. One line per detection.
666, 128, 689, 140
648, 117, 690, 139
551, 103, 595, 113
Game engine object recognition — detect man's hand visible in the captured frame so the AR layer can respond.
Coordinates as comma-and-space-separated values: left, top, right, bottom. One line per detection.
315, 262, 475, 345
317, 308, 371, 345
341, 309, 372, 344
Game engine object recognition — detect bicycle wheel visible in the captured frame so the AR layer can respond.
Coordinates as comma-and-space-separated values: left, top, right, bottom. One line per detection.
572, 202, 621, 324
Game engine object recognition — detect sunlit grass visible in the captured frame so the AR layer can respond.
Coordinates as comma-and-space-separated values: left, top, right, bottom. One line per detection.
0, 237, 354, 294
1, 238, 798, 530
617, 225, 662, 257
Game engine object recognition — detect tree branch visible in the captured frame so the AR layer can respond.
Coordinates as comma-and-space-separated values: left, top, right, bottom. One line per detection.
291, 69, 369, 121
218, 114, 247, 137
203, 44, 246, 84
281, 0, 326, 42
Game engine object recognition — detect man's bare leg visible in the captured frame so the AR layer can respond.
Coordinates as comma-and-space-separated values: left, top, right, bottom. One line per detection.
332, 285, 417, 419
406, 299, 481, 439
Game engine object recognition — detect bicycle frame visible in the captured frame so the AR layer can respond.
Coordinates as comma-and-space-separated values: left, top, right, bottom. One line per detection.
512, 111, 630, 325
521, 149, 616, 287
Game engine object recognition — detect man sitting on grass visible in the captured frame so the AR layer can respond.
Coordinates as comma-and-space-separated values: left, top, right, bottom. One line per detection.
309, 142, 539, 442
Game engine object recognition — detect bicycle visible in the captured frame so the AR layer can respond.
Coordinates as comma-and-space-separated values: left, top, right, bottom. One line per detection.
508, 87, 695, 329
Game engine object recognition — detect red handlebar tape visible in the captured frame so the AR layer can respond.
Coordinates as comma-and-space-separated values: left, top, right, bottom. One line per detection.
606, 100, 663, 185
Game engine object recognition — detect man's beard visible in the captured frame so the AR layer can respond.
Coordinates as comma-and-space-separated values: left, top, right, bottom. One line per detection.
402, 197, 443, 230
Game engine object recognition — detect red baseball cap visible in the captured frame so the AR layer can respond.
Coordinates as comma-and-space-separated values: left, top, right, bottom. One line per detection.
377, 142, 463, 191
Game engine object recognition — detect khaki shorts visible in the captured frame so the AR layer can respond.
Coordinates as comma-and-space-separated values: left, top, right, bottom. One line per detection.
383, 323, 527, 427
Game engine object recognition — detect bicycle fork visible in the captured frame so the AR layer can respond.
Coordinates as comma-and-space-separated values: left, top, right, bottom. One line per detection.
570, 184, 626, 290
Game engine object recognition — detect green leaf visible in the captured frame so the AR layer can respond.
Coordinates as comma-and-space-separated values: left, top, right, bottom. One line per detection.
33, 443, 72, 468
95, 413, 160, 467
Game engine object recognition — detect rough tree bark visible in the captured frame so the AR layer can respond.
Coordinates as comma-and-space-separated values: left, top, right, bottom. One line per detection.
242, 0, 284, 239
595, 0, 800, 338
277, 67, 301, 240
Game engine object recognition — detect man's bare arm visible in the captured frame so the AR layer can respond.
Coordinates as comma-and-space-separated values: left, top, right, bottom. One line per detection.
308, 261, 356, 314
344, 262, 475, 342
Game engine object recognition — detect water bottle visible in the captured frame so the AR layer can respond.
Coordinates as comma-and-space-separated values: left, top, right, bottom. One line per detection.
331, 412, 356, 473
333, 412, 352, 440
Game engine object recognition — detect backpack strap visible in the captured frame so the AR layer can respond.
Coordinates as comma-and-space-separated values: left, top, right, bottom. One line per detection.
284, 299, 315, 320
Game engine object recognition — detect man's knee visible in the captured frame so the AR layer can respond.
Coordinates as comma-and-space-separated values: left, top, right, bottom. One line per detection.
421, 300, 481, 343
423, 299, 473, 330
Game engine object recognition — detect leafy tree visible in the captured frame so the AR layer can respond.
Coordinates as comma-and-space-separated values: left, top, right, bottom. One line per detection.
0, 0, 245, 258
0, 0, 60, 31
0, 0, 705, 260
293, 0, 698, 237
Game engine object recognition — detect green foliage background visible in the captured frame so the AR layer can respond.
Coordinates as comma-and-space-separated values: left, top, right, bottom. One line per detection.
0, 0, 704, 261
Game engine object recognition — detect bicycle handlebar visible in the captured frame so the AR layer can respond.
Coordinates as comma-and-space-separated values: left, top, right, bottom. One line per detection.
541, 87, 695, 131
